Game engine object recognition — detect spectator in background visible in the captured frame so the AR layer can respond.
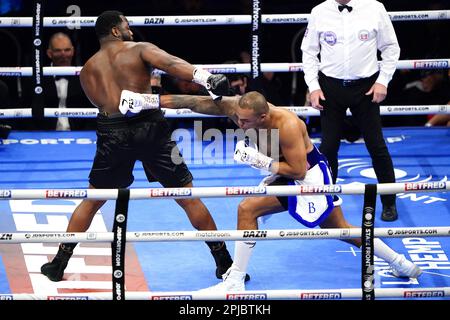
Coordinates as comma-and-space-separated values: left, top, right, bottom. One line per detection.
22, 32, 96, 131
239, 51, 287, 106
386, 69, 449, 127
222, 67, 250, 130
227, 72, 248, 96
217, 61, 249, 97
426, 114, 450, 127
425, 69, 450, 127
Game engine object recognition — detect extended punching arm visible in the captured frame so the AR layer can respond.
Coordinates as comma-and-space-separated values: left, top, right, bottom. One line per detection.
160, 95, 239, 117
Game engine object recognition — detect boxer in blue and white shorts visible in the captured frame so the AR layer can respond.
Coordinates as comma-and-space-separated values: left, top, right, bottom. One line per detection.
161, 91, 422, 291
258, 144, 341, 228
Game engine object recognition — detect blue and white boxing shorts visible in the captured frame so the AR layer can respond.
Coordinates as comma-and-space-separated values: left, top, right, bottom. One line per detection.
260, 145, 342, 228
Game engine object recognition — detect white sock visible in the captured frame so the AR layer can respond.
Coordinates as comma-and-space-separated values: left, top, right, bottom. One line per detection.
373, 238, 398, 263
232, 241, 256, 273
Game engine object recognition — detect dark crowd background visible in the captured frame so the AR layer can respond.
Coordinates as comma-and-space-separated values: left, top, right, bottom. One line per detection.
0, 0, 449, 134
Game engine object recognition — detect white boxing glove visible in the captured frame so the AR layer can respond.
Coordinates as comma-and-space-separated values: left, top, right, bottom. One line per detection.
119, 90, 160, 116
234, 139, 274, 171
193, 68, 224, 101
192, 68, 212, 88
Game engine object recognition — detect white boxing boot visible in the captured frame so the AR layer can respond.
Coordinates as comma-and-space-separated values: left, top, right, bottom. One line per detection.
390, 255, 422, 278
200, 266, 246, 292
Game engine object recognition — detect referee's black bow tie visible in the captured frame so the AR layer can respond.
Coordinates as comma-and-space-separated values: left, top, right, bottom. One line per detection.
338, 4, 353, 12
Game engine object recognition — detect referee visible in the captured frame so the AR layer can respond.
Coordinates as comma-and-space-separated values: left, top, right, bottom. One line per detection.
301, 0, 400, 221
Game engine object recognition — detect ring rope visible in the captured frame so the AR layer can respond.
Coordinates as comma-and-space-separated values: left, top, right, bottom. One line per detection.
1, 226, 449, 244
38, 105, 450, 119
0, 10, 449, 27
4, 287, 450, 300
1, 105, 448, 119
0, 104, 450, 118
0, 181, 447, 200
1, 59, 449, 77
0, 109, 33, 118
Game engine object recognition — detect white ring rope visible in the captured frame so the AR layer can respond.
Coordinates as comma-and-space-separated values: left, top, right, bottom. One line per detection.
0, 10, 449, 27
1, 59, 449, 77
170, 104, 450, 117
1, 105, 449, 119
4, 287, 450, 300
0, 104, 450, 118
37, 105, 450, 119
0, 181, 448, 200
1, 226, 449, 244
0, 109, 32, 118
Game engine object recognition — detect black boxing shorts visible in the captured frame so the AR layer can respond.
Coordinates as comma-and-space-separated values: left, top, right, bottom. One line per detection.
89, 109, 193, 189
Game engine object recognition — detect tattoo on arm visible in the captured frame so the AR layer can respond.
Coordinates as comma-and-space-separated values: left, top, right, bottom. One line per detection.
167, 95, 224, 115
165, 95, 241, 116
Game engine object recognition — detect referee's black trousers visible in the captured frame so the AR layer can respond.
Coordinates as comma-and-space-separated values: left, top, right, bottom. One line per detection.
318, 72, 396, 207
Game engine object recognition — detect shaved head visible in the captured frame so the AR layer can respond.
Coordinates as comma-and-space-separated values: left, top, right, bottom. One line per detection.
238, 91, 269, 115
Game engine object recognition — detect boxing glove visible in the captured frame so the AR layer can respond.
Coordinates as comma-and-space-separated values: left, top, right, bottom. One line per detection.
234, 139, 274, 171
193, 68, 230, 98
119, 90, 160, 116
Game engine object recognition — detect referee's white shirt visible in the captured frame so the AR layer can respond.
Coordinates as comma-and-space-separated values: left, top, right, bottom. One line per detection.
301, 0, 400, 92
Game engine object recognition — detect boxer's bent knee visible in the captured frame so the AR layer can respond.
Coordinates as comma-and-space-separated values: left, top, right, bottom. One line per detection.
176, 197, 202, 209
238, 198, 260, 220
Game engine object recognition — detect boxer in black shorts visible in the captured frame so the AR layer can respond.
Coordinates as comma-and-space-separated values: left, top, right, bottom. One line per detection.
40, 10, 245, 283
91, 110, 192, 189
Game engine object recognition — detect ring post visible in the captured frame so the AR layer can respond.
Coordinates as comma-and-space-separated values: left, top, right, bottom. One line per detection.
251, 0, 262, 85
362, 184, 377, 300
31, 0, 44, 121
112, 189, 130, 301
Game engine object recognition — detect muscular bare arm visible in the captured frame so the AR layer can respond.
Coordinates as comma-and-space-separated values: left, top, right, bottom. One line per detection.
139, 43, 195, 81
271, 120, 308, 180
160, 95, 239, 117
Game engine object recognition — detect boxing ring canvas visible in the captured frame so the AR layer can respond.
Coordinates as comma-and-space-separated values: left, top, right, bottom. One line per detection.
0, 127, 449, 299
